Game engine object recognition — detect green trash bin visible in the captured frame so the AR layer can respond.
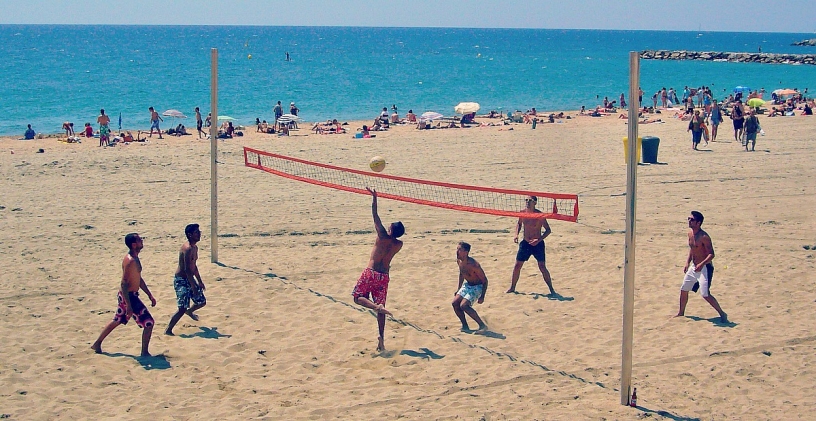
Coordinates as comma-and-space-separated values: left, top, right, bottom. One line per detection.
641, 136, 660, 164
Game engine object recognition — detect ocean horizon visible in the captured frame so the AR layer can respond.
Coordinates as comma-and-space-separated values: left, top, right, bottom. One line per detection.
2, 25, 815, 136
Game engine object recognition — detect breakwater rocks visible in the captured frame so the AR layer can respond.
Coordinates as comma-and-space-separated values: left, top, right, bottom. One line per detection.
792, 39, 816, 46
640, 50, 816, 65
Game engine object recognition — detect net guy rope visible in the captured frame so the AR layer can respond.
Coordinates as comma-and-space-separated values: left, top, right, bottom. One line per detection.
243, 147, 579, 222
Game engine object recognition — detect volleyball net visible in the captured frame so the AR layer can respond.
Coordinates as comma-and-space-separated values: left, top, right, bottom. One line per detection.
244, 147, 579, 222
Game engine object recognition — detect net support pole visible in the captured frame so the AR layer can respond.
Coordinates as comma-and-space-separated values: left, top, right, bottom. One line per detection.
210, 48, 219, 263
621, 51, 640, 405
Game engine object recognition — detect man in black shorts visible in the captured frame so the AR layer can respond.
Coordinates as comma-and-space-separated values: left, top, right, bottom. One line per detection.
507, 196, 556, 295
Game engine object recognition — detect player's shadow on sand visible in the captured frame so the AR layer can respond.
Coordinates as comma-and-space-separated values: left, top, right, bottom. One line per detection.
513, 291, 574, 301
471, 329, 507, 339
102, 352, 171, 370
179, 326, 232, 339
634, 405, 701, 421
399, 348, 445, 360
687, 315, 737, 328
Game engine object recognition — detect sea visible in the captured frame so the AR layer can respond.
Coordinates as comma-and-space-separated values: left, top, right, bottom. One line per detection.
1, 25, 815, 135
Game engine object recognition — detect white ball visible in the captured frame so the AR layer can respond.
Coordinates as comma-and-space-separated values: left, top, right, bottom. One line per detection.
369, 156, 386, 172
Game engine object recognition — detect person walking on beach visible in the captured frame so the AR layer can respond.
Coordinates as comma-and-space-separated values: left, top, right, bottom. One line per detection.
688, 110, 704, 150
710, 99, 723, 141
507, 196, 556, 295
453, 241, 488, 333
148, 107, 163, 139
731, 100, 744, 143
195, 107, 204, 139
743, 109, 760, 152
351, 187, 404, 351
166, 224, 207, 335
91, 233, 157, 356
674, 211, 728, 323
97, 109, 111, 147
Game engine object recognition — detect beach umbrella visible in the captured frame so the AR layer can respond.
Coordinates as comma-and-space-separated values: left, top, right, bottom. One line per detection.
162, 109, 187, 118
746, 98, 765, 108
420, 111, 444, 121
276, 114, 300, 124
217, 115, 236, 122
773, 88, 797, 96
454, 102, 480, 114
733, 86, 751, 94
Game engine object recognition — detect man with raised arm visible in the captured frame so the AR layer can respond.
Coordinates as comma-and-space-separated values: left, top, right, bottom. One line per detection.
507, 195, 556, 295
91, 233, 157, 356
165, 224, 207, 336
352, 187, 404, 351
674, 211, 728, 323
453, 241, 488, 333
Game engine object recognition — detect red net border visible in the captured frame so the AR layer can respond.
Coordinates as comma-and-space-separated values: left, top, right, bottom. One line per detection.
244, 147, 579, 222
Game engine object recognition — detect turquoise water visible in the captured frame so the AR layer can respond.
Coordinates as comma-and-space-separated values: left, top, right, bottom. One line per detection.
1, 25, 815, 135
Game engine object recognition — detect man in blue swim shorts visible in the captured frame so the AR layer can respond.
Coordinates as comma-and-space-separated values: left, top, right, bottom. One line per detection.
453, 242, 488, 333
148, 106, 164, 139
507, 196, 556, 295
165, 224, 207, 335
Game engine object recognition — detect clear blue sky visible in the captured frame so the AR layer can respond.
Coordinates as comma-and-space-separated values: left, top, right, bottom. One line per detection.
1, 0, 815, 32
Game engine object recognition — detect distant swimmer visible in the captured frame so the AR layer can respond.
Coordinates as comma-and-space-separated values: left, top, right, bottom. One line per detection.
91, 233, 157, 356
285, 51, 290, 61
507, 196, 556, 295
453, 242, 488, 333
352, 187, 404, 351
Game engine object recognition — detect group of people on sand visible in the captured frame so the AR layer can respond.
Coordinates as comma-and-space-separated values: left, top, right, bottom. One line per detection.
350, 188, 727, 352
92, 224, 208, 357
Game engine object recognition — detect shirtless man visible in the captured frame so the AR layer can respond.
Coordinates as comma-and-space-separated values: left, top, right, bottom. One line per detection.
453, 242, 488, 333
352, 187, 404, 351
507, 196, 555, 295
165, 224, 207, 335
674, 211, 728, 323
91, 233, 157, 356
97, 109, 111, 147
148, 106, 163, 139
195, 107, 204, 138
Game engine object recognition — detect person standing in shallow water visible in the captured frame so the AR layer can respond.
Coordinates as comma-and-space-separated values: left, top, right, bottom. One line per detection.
351, 187, 404, 351
92, 233, 157, 356
674, 211, 728, 323
166, 224, 207, 336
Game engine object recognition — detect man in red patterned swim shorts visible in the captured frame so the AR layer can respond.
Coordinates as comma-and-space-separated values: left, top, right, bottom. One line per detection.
352, 187, 404, 351
91, 233, 157, 357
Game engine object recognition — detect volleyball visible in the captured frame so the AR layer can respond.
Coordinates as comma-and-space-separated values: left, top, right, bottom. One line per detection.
369, 156, 386, 172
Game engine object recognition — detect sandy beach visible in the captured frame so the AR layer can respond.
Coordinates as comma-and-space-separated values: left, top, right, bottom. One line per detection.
1, 111, 815, 420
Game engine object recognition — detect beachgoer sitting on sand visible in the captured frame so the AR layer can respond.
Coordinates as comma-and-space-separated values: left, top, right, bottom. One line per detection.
24, 124, 36, 140
462, 112, 476, 125
390, 111, 401, 124
172, 124, 187, 136
122, 131, 134, 142
487, 110, 499, 118
804, 103, 813, 115
406, 110, 417, 123
580, 106, 586, 114
83, 123, 94, 137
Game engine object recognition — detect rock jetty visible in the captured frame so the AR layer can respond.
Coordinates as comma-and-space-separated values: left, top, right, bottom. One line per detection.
640, 50, 816, 65
792, 38, 816, 46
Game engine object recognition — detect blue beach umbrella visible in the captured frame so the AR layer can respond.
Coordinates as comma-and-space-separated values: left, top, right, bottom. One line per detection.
733, 86, 751, 94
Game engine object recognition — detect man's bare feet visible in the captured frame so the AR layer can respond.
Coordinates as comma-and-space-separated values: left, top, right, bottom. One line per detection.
672, 313, 685, 319
460, 325, 472, 333
91, 343, 102, 354
474, 325, 489, 335
164, 329, 175, 336
375, 304, 392, 316
140, 352, 152, 357
506, 288, 516, 294
719, 312, 728, 323
186, 310, 199, 321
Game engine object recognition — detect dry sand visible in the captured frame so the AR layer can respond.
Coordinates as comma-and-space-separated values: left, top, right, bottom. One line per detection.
1, 113, 815, 420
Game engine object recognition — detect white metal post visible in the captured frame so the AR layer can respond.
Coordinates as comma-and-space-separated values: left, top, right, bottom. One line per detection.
210, 48, 219, 263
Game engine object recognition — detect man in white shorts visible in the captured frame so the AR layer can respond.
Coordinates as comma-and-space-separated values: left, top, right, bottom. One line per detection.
674, 211, 728, 323
452, 242, 488, 333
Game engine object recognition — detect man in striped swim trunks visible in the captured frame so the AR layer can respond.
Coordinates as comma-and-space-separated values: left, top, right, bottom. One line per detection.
352, 187, 404, 351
